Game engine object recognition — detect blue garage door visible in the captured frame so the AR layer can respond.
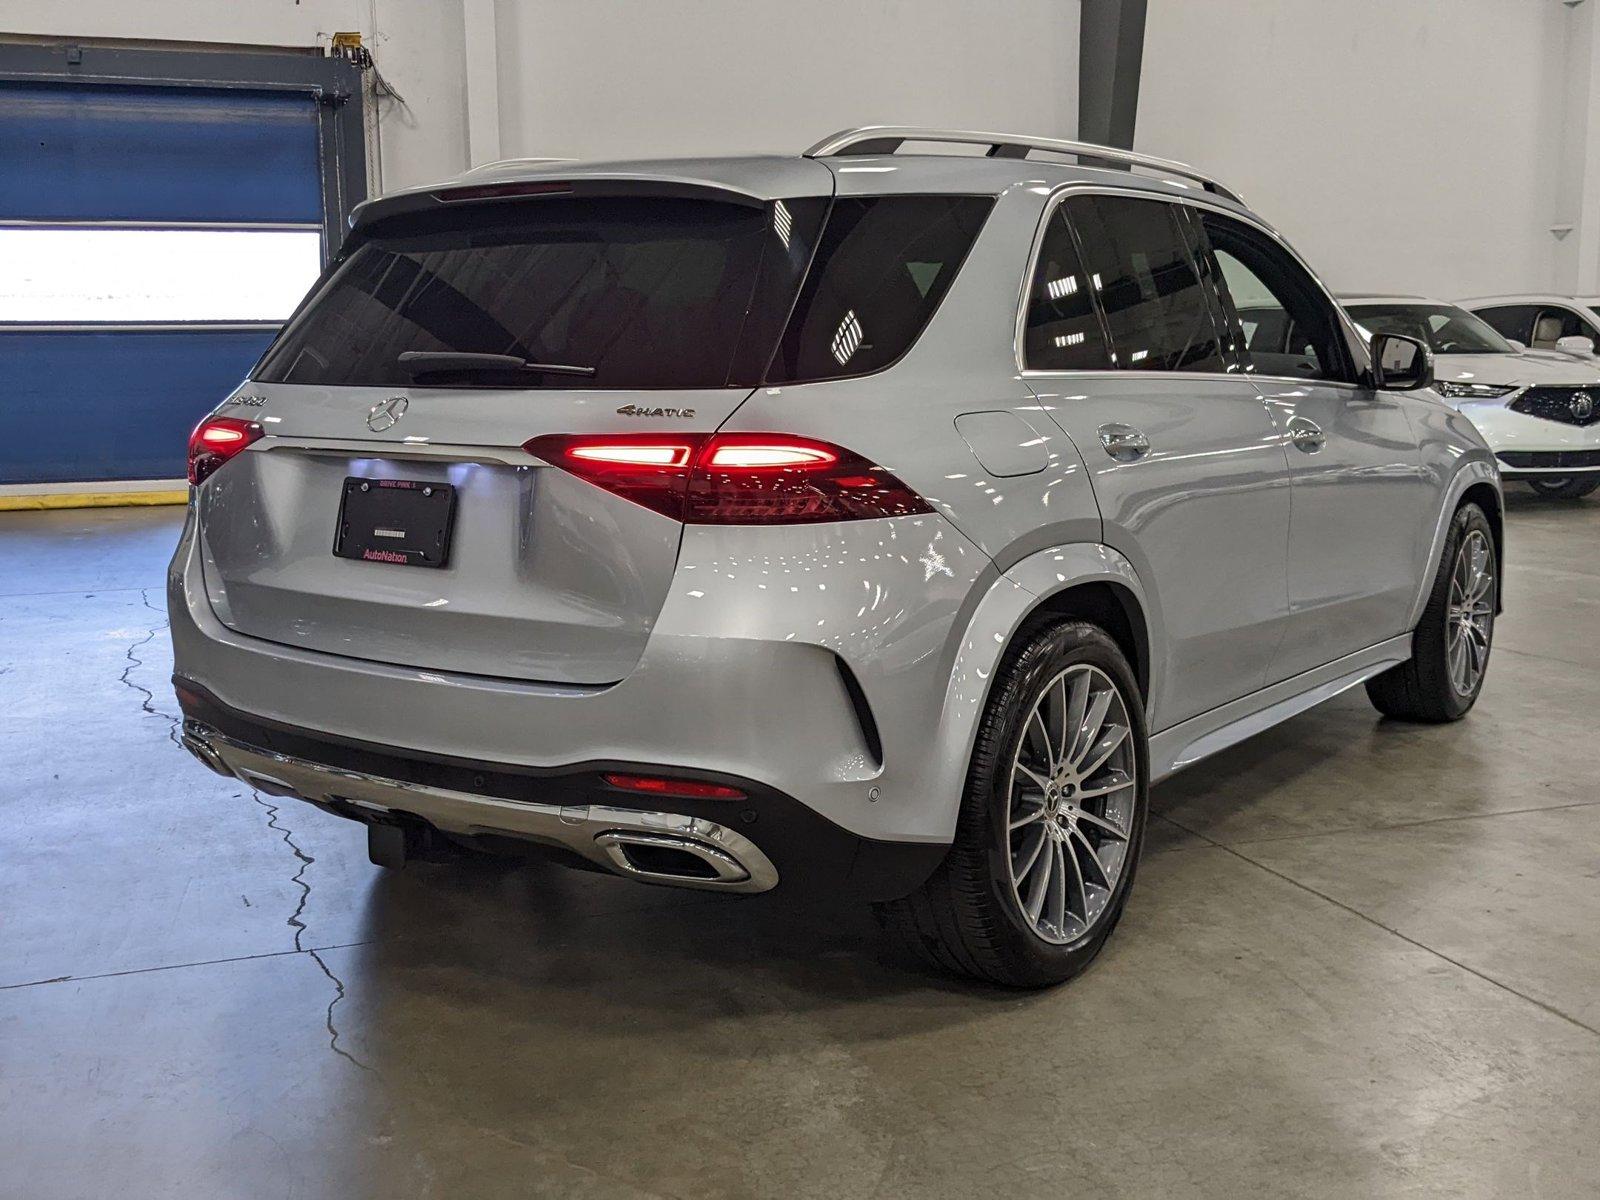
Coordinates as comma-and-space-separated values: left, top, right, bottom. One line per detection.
0, 81, 326, 484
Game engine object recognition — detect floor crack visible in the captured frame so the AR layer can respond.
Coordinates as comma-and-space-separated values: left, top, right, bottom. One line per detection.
119, 589, 373, 1071
245, 789, 374, 1073
117, 587, 181, 748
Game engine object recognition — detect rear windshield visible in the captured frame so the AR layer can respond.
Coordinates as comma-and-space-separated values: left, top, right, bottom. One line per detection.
256, 196, 823, 389
254, 192, 992, 389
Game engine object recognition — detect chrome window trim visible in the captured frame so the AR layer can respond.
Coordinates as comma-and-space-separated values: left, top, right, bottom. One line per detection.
1018, 366, 1368, 393
1012, 183, 1373, 386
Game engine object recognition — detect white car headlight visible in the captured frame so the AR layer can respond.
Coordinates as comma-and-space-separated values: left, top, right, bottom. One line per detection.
1435, 381, 1517, 399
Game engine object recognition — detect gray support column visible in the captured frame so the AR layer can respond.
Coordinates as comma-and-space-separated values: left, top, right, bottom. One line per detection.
1078, 0, 1148, 150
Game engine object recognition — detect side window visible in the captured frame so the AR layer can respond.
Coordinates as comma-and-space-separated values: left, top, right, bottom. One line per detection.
766, 195, 994, 383
1532, 306, 1586, 348
1198, 212, 1353, 384
1062, 194, 1227, 373
1022, 209, 1112, 370
1474, 304, 1537, 344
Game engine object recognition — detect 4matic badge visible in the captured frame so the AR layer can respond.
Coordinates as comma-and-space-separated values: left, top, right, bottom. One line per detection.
617, 404, 696, 419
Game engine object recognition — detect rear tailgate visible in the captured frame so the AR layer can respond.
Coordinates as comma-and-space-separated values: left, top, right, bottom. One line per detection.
195, 182, 830, 685
197, 385, 752, 685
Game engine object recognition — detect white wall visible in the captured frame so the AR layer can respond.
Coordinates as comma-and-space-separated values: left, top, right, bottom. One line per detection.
0, 0, 1077, 196
14, 0, 1586, 304
0, 0, 471, 193
1137, 0, 1574, 299
491, 0, 1078, 162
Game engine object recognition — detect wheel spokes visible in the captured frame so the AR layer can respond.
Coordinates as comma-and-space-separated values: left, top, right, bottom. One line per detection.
1071, 688, 1115, 767
1074, 805, 1129, 840
1026, 708, 1055, 772
1070, 827, 1114, 890
1005, 662, 1140, 945
1009, 795, 1047, 831
1077, 723, 1130, 780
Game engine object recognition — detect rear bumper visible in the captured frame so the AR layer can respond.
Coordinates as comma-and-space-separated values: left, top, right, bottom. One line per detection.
176, 680, 946, 900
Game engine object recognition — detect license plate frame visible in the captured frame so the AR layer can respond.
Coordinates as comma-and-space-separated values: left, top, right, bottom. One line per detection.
333, 477, 456, 569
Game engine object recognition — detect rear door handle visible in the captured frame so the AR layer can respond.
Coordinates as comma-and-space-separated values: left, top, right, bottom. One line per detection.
1288, 416, 1326, 454
1097, 423, 1151, 462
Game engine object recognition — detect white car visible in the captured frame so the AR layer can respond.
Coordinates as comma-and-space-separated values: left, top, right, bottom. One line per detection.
1341, 296, 1600, 499
1462, 294, 1600, 359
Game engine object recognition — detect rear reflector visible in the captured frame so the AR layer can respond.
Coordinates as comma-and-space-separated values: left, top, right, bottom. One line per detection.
187, 416, 264, 485
526, 432, 931, 525
602, 773, 747, 800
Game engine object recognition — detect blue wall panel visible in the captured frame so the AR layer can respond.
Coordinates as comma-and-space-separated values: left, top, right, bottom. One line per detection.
0, 82, 321, 224
0, 330, 276, 483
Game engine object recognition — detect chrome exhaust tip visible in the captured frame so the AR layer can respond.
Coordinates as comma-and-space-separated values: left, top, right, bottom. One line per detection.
594, 830, 753, 888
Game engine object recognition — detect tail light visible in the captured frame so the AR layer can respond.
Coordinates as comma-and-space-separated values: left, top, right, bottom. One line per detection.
525, 432, 931, 524
188, 416, 264, 485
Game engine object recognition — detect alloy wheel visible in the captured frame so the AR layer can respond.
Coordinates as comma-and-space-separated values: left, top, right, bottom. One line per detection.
1446, 529, 1494, 696
1005, 664, 1138, 945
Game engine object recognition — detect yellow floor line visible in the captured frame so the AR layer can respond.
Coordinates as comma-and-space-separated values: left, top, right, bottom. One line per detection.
0, 490, 188, 512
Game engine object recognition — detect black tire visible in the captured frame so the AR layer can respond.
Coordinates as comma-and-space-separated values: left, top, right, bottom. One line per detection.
1366, 502, 1496, 722
876, 620, 1149, 988
1526, 476, 1600, 500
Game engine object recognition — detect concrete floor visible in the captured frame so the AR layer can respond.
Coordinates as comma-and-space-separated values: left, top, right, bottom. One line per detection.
2, 495, 1598, 1199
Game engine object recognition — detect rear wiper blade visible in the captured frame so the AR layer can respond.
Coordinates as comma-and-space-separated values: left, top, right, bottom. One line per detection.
397, 351, 596, 378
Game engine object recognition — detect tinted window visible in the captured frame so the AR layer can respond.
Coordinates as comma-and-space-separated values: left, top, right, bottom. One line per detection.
1344, 302, 1513, 355
1022, 209, 1111, 370
1199, 212, 1353, 383
1533, 306, 1588, 347
1063, 195, 1226, 373
768, 195, 993, 383
256, 196, 823, 389
1474, 304, 1538, 344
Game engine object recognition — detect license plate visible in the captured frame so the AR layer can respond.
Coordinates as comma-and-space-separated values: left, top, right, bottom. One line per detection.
333, 477, 456, 568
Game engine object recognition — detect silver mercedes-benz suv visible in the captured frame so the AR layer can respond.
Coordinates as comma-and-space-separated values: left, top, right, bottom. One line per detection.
172, 127, 1502, 987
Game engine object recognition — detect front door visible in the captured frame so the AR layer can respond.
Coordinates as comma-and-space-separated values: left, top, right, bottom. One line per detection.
1023, 192, 1292, 730
1198, 210, 1430, 679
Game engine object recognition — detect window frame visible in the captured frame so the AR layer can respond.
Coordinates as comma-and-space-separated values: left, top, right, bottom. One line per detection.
1013, 184, 1370, 389
1018, 205, 1115, 371
1191, 208, 1360, 387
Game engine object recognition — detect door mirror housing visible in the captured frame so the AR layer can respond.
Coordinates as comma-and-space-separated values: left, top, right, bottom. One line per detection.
1556, 334, 1596, 356
1370, 332, 1434, 391
1506, 338, 1527, 353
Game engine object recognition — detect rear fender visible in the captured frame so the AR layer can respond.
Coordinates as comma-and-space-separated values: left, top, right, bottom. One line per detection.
925, 543, 1156, 839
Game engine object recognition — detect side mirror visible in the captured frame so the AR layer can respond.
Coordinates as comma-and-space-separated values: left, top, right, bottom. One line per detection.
1556, 334, 1596, 356
1506, 339, 1527, 353
1371, 332, 1434, 391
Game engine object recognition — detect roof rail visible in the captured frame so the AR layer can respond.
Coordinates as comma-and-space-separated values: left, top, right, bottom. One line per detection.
803, 126, 1242, 203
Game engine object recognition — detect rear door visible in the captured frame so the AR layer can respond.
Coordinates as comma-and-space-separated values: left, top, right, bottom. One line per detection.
1197, 209, 1429, 679
197, 187, 830, 685
1026, 192, 1292, 729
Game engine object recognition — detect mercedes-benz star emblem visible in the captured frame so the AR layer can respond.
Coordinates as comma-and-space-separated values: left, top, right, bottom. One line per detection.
366, 395, 409, 432
1570, 391, 1594, 422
